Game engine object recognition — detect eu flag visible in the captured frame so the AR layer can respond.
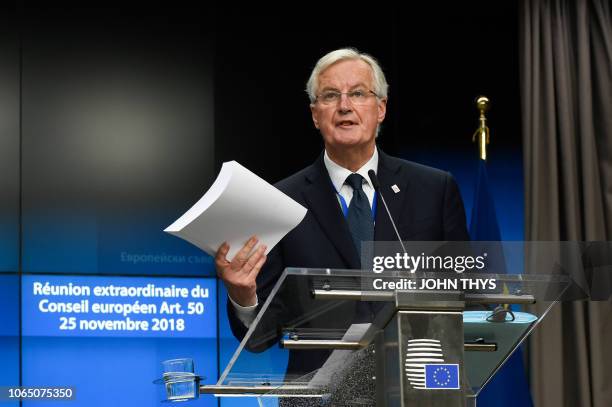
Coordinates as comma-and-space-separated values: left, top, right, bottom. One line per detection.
425, 364, 460, 389
470, 159, 533, 407
470, 160, 501, 240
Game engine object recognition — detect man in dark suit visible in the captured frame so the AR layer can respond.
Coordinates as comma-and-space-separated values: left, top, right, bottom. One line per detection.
215, 48, 469, 377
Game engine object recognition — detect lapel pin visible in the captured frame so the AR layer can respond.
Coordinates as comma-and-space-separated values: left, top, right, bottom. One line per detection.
391, 184, 400, 193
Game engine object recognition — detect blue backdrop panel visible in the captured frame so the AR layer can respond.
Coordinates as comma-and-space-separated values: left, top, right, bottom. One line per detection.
0, 274, 19, 407
21, 275, 218, 406
0, 218, 18, 273
400, 148, 524, 241
22, 337, 217, 407
0, 274, 19, 336
22, 213, 216, 276
22, 275, 216, 338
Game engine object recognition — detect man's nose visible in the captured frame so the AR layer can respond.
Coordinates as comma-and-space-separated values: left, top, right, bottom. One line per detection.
337, 93, 352, 112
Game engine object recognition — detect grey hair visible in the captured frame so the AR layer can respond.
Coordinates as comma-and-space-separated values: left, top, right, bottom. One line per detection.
306, 48, 389, 104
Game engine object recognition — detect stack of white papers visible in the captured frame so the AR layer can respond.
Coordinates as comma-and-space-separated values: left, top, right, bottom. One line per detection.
164, 161, 307, 260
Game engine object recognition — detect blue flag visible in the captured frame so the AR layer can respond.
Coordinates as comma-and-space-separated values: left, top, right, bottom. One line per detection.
469, 159, 533, 407
425, 364, 460, 389
470, 160, 502, 240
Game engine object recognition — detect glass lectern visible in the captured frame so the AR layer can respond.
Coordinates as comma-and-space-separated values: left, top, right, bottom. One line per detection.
197, 267, 571, 406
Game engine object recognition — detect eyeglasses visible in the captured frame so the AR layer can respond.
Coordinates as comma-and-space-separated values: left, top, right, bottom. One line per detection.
315, 89, 380, 105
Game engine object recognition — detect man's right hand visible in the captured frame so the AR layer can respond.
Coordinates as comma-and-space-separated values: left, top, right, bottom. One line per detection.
215, 236, 267, 307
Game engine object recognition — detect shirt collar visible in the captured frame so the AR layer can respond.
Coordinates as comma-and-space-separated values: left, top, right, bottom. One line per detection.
324, 146, 379, 192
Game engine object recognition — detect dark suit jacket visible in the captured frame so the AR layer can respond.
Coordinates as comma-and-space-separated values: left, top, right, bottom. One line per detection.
227, 148, 469, 377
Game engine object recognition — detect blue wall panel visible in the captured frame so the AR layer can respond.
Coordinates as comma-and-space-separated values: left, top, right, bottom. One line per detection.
0, 275, 19, 407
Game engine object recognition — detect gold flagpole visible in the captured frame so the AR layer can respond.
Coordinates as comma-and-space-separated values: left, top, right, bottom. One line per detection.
471, 96, 510, 312
472, 96, 490, 160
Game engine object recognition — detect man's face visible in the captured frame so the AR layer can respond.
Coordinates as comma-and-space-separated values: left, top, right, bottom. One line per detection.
310, 59, 387, 151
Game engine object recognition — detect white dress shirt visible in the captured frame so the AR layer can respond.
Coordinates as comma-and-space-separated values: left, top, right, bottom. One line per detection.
229, 147, 379, 327
324, 147, 378, 212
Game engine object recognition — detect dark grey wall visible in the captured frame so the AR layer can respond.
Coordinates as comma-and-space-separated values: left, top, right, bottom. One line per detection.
0, 4, 20, 273
213, 3, 520, 181
3, 3, 519, 274
19, 5, 216, 274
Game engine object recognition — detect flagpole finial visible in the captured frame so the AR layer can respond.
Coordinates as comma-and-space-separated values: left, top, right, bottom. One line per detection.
472, 96, 490, 161
476, 96, 489, 114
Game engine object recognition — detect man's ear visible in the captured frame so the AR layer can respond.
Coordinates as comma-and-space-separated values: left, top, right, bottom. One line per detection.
310, 104, 320, 129
377, 98, 387, 123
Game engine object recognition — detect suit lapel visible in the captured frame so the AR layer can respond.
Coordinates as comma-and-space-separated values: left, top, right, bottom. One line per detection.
374, 149, 412, 241
302, 155, 361, 269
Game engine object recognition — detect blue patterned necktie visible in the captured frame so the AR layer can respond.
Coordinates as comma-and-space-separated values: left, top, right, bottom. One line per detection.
345, 173, 374, 263
345, 173, 376, 323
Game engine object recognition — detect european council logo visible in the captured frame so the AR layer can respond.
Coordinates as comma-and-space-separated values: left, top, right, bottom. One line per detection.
405, 338, 445, 389
424, 364, 460, 389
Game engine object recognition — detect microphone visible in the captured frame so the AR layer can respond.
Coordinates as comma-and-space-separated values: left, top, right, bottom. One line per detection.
367, 170, 407, 254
